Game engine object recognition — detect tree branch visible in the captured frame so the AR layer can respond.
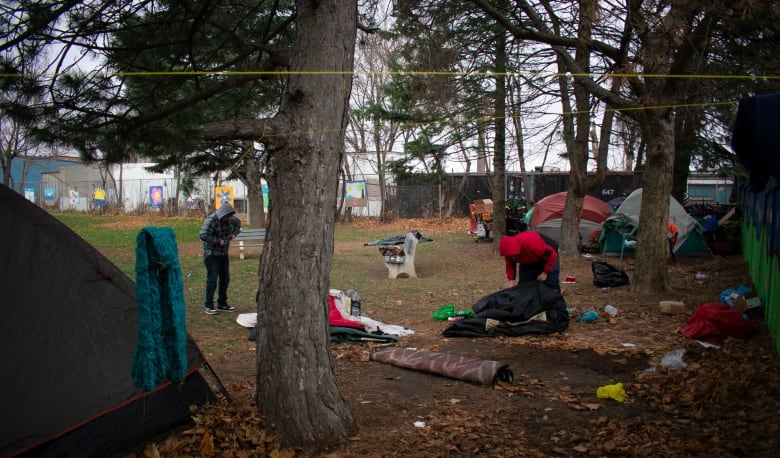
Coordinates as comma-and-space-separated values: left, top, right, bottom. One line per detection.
200, 118, 275, 142
470, 0, 637, 112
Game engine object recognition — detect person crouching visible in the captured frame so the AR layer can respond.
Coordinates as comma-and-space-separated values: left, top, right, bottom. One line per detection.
499, 231, 560, 291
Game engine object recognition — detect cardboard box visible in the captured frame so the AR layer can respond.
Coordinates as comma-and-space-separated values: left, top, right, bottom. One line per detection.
733, 292, 762, 312
746, 296, 762, 309
473, 199, 493, 214
659, 300, 686, 315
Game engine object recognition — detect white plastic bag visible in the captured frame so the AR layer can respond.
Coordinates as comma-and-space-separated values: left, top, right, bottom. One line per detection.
660, 348, 687, 370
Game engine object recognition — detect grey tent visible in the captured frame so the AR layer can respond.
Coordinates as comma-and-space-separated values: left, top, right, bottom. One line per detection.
0, 184, 215, 457
600, 188, 711, 257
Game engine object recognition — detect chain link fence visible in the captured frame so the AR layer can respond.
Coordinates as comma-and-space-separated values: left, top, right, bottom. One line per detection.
25, 181, 489, 220
34, 176, 214, 215
27, 169, 501, 220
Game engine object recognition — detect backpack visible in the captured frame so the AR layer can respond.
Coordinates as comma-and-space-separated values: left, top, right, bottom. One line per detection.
591, 260, 630, 287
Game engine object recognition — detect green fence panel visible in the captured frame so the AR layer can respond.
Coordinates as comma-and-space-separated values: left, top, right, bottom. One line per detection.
743, 219, 780, 353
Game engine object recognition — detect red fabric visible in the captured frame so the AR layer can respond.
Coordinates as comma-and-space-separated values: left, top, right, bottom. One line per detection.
679, 302, 755, 343
328, 295, 365, 330
499, 231, 558, 281
468, 203, 477, 233
667, 222, 679, 247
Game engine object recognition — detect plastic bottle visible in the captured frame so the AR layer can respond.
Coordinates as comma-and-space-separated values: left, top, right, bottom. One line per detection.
432, 304, 455, 320
347, 289, 361, 317
604, 304, 618, 317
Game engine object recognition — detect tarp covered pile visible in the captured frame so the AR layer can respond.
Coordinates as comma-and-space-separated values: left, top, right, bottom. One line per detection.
442, 281, 570, 337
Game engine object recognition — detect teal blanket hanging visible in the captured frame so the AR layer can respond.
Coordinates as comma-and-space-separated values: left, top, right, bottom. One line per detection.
132, 227, 188, 391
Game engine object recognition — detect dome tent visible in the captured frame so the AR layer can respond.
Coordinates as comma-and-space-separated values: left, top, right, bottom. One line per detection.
527, 192, 613, 244
600, 188, 711, 257
0, 184, 216, 457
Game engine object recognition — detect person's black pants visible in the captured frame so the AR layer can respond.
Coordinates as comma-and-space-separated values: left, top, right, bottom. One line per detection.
204, 254, 230, 307
516, 259, 561, 291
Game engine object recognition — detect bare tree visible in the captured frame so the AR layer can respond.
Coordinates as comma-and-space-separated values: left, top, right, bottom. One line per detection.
471, 0, 750, 291
0, 38, 45, 189
0, 118, 26, 188
346, 29, 407, 221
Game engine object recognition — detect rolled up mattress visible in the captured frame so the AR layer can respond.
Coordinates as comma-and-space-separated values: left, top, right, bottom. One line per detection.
370, 347, 513, 385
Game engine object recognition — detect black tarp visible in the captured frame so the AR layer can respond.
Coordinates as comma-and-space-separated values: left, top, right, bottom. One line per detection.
442, 281, 569, 337
732, 92, 780, 191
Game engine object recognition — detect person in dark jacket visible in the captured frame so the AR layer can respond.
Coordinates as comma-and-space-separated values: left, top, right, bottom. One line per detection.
499, 231, 560, 291
199, 202, 241, 315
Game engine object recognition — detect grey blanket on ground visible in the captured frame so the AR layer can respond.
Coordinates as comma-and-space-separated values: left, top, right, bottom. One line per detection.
370, 347, 513, 386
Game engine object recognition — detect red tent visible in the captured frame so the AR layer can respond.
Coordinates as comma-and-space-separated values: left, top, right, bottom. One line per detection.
528, 192, 613, 243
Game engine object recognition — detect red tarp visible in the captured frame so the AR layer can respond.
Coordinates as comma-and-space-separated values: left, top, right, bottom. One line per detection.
679, 302, 755, 343
328, 295, 364, 330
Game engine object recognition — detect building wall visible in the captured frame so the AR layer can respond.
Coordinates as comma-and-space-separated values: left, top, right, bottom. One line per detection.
687, 177, 733, 204
1, 156, 81, 203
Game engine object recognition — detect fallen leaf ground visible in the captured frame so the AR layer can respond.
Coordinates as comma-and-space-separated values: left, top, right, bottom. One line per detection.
133, 219, 780, 457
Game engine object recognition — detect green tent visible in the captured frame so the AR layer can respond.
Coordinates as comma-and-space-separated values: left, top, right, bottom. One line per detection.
600, 188, 711, 257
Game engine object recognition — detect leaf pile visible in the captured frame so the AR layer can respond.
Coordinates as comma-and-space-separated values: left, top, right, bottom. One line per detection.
132, 401, 287, 458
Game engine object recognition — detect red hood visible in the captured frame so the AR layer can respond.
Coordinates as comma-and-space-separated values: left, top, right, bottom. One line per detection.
499, 235, 521, 257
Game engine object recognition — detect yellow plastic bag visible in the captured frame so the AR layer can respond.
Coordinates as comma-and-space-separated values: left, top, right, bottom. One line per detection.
596, 382, 626, 403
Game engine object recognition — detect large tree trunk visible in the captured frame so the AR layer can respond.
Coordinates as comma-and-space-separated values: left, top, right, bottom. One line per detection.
552, 30, 586, 257
491, 29, 507, 247
558, 83, 589, 256
632, 114, 674, 292
559, 191, 584, 256
255, 0, 357, 449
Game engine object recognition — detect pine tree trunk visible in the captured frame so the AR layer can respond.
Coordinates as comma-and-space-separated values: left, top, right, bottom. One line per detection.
255, 0, 357, 449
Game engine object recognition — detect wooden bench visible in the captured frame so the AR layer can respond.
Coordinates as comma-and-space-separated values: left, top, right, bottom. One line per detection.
234, 228, 266, 260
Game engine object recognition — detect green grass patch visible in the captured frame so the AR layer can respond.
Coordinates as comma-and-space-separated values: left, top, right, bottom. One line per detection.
54, 213, 488, 354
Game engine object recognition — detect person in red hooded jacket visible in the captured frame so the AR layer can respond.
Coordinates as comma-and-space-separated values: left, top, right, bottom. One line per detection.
499, 231, 560, 290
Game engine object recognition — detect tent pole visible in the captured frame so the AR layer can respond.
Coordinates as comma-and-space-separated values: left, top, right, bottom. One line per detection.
200, 358, 231, 402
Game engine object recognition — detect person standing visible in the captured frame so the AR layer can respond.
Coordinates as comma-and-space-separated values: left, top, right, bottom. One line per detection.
199, 202, 241, 314
499, 230, 560, 290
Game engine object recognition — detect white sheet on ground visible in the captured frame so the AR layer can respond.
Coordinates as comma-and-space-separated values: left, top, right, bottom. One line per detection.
235, 312, 414, 336
236, 313, 257, 328
236, 289, 415, 337
357, 315, 415, 336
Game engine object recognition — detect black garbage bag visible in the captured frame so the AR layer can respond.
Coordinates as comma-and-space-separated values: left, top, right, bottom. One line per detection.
592, 260, 630, 287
